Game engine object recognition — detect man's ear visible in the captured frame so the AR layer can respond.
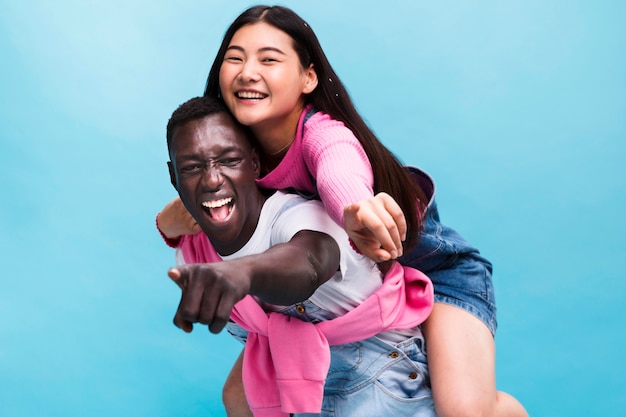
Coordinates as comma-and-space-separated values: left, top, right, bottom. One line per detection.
168, 161, 177, 189
303, 64, 318, 95
250, 148, 261, 178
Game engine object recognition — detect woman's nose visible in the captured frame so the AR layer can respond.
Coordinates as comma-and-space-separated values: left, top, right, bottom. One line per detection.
238, 59, 260, 82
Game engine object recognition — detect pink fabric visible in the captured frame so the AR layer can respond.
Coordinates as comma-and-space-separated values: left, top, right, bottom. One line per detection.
256, 105, 374, 227
160, 106, 375, 261
159, 107, 434, 415
155, 213, 182, 248
230, 262, 434, 416
177, 232, 222, 264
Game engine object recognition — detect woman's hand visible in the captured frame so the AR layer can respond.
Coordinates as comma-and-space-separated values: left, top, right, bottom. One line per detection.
343, 192, 406, 262
157, 197, 201, 239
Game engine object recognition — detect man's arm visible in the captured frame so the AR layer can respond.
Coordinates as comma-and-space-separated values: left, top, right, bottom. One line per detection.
168, 229, 340, 334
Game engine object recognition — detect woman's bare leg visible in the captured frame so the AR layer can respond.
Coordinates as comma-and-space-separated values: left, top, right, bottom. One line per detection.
222, 349, 253, 417
422, 303, 528, 417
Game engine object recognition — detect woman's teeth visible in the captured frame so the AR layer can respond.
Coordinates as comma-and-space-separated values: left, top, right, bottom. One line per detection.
236, 91, 267, 99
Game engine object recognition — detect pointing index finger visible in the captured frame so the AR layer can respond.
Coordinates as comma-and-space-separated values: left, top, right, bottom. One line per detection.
168, 267, 185, 289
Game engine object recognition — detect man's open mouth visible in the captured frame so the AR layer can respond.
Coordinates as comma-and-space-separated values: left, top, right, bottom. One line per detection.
201, 197, 234, 221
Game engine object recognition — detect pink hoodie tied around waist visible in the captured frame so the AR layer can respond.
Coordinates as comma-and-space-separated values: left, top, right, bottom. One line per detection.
230, 262, 434, 417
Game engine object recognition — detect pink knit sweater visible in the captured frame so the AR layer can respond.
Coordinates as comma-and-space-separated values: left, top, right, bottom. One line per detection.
159, 105, 373, 250
230, 262, 433, 416
172, 226, 434, 416
256, 104, 374, 227
159, 107, 433, 415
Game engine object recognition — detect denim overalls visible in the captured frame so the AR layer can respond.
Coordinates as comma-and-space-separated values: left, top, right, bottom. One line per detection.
402, 167, 497, 334
227, 300, 437, 417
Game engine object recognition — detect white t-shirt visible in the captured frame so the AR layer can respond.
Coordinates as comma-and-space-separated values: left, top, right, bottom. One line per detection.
221, 191, 383, 317
179, 190, 422, 343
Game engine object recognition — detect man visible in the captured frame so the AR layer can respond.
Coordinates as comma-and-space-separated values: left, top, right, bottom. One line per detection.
165, 96, 342, 334
162, 96, 434, 417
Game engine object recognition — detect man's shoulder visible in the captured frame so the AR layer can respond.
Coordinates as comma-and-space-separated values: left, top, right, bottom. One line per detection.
264, 191, 332, 232
266, 190, 323, 213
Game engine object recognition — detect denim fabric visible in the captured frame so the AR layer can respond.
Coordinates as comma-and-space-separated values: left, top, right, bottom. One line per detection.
305, 335, 435, 417
226, 300, 436, 417
402, 167, 497, 335
280, 163, 498, 334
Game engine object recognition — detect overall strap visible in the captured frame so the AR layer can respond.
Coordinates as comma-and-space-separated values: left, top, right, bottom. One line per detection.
285, 107, 320, 201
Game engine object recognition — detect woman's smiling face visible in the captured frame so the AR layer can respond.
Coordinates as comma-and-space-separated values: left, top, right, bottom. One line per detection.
218, 22, 317, 139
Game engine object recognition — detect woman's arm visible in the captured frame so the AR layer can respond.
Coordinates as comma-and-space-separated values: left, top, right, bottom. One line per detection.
305, 124, 406, 262
156, 197, 200, 244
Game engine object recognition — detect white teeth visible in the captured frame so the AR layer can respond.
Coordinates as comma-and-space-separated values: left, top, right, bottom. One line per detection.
237, 91, 267, 99
201, 198, 233, 208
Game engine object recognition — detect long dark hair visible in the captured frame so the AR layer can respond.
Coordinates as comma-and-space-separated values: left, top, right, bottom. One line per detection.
205, 5, 427, 249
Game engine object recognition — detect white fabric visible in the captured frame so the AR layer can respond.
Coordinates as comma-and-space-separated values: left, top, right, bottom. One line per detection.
221, 191, 383, 317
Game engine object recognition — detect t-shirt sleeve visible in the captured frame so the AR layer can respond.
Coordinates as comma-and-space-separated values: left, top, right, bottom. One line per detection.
271, 199, 362, 286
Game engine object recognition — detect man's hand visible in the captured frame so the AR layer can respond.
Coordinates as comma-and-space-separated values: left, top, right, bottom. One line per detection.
343, 192, 406, 262
157, 197, 201, 239
168, 263, 252, 334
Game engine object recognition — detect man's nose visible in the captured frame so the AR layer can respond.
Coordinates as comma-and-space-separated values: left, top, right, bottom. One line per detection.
201, 165, 224, 191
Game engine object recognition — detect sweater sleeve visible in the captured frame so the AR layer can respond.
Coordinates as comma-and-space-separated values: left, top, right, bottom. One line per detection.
155, 213, 182, 248
302, 115, 374, 227
177, 233, 223, 264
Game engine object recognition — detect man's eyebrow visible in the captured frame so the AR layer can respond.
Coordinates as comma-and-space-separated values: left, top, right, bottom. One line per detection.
175, 146, 243, 161
215, 145, 244, 156
174, 153, 202, 162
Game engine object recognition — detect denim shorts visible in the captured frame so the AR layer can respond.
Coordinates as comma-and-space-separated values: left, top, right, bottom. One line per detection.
312, 335, 435, 417
226, 302, 436, 417
400, 167, 498, 335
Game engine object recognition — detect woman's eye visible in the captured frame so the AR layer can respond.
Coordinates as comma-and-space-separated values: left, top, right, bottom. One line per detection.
224, 55, 243, 62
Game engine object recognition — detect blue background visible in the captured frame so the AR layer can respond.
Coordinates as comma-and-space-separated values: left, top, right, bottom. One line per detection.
1, 1, 624, 416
